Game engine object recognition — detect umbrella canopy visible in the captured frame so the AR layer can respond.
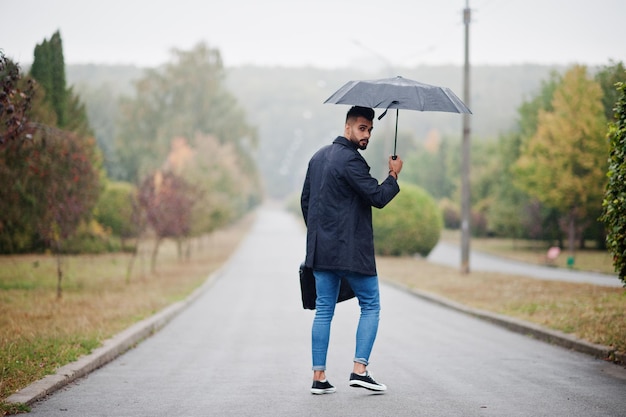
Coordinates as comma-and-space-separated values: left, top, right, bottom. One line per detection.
324, 76, 471, 156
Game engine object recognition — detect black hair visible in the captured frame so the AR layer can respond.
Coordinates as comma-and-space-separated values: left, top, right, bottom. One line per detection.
346, 106, 375, 122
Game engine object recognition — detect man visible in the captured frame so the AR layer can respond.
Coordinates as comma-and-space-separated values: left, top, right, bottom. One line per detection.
300, 105, 403, 394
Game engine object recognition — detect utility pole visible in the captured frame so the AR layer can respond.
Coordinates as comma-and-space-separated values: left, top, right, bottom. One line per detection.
461, 0, 471, 274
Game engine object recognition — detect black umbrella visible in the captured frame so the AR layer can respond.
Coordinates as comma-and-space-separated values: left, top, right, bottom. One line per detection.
324, 76, 471, 157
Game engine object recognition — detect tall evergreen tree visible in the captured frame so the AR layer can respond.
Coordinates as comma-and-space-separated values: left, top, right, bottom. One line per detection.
30, 31, 67, 127
29, 31, 91, 135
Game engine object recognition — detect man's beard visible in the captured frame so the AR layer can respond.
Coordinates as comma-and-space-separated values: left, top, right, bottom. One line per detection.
351, 137, 368, 150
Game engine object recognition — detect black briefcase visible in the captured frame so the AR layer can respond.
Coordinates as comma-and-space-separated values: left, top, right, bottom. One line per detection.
299, 263, 355, 310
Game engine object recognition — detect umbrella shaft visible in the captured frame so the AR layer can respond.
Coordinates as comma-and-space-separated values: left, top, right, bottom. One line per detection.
393, 109, 398, 158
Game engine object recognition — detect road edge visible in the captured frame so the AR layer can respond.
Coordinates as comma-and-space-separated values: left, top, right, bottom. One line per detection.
5, 265, 227, 406
382, 279, 625, 366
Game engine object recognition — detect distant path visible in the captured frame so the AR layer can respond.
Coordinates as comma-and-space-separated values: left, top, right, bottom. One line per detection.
428, 241, 623, 287
27, 207, 626, 416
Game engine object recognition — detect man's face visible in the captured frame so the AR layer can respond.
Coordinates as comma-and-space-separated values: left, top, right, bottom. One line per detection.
345, 116, 373, 150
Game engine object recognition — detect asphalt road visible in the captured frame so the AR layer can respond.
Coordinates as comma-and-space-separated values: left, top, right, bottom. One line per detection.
27, 207, 626, 417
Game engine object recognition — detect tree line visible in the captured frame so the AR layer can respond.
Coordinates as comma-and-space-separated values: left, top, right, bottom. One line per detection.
0, 32, 261, 296
400, 61, 626, 281
2, 31, 626, 285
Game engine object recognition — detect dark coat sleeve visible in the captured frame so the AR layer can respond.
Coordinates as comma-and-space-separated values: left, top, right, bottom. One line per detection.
344, 152, 399, 209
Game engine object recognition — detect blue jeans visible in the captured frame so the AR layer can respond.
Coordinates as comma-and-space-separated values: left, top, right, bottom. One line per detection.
311, 269, 381, 371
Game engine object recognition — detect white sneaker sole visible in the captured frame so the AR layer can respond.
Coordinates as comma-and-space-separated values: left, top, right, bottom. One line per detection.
349, 380, 387, 391
310, 388, 336, 395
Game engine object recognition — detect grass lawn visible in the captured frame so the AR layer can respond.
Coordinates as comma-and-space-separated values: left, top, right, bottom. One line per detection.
379, 231, 624, 359
378, 257, 625, 356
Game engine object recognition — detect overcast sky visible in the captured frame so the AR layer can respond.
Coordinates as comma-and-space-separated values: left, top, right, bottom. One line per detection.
1, 0, 625, 69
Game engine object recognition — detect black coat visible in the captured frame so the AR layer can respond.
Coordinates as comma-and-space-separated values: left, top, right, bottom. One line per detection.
301, 136, 400, 276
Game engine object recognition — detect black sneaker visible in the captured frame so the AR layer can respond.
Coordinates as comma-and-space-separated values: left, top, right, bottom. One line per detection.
311, 380, 336, 394
349, 371, 387, 392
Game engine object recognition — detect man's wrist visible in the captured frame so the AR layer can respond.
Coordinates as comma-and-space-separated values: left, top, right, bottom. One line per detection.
388, 169, 398, 179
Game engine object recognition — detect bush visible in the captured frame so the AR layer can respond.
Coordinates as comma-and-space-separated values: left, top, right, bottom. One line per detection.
373, 182, 443, 257
601, 81, 626, 285
94, 181, 139, 239
61, 220, 121, 254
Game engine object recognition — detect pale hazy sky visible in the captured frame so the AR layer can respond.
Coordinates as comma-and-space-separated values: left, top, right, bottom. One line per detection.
1, 0, 624, 69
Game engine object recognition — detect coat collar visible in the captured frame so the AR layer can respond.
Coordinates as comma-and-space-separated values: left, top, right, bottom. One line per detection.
333, 136, 359, 151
